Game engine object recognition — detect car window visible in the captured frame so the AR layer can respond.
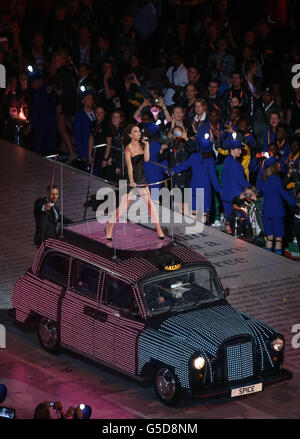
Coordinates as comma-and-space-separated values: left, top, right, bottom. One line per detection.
105, 277, 139, 315
72, 261, 99, 301
40, 253, 69, 287
142, 267, 222, 315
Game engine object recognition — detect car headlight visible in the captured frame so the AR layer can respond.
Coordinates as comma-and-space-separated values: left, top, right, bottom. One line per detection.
272, 338, 284, 352
193, 356, 206, 370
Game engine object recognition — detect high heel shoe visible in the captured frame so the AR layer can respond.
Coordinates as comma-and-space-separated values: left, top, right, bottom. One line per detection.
105, 226, 112, 241
157, 234, 165, 240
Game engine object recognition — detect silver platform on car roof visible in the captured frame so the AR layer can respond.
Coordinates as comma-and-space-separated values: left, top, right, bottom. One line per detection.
64, 220, 172, 251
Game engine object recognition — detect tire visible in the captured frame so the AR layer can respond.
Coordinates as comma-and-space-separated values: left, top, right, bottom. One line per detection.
37, 317, 59, 353
154, 365, 182, 406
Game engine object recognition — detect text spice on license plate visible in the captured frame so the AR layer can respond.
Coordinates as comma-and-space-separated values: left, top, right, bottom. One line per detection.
231, 383, 263, 398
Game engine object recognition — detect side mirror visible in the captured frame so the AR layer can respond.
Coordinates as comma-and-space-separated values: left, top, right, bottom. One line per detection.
224, 288, 230, 298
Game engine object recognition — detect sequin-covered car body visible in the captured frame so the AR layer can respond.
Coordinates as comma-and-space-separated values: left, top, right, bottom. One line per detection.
12, 221, 292, 405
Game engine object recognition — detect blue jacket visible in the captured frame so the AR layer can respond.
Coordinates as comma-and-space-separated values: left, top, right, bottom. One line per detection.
277, 141, 291, 162
256, 157, 287, 195
262, 174, 296, 218
222, 155, 249, 203
172, 153, 221, 211
144, 140, 168, 189
73, 110, 93, 159
263, 128, 276, 152
195, 120, 224, 153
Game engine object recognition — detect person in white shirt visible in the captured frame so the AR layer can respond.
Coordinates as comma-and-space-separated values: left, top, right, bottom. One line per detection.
164, 53, 188, 108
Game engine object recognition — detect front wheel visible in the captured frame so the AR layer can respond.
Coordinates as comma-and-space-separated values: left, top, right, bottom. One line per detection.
154, 366, 182, 406
37, 317, 59, 353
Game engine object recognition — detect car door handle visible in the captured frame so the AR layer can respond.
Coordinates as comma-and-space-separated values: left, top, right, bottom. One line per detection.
84, 306, 97, 318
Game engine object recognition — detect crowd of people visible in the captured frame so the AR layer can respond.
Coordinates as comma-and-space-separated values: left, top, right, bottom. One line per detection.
1, 0, 300, 255
0, 383, 91, 419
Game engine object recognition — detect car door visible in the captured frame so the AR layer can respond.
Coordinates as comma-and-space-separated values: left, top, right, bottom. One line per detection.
37, 251, 70, 322
97, 275, 145, 375
60, 259, 101, 357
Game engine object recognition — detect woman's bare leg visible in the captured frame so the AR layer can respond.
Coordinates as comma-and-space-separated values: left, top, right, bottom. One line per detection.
105, 192, 132, 238
139, 187, 164, 237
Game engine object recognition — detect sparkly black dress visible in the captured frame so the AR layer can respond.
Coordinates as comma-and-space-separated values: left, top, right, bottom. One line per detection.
131, 154, 148, 185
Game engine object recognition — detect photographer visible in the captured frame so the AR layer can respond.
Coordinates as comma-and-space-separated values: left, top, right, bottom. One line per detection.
33, 401, 82, 419
0, 384, 16, 419
231, 187, 259, 238
133, 96, 171, 126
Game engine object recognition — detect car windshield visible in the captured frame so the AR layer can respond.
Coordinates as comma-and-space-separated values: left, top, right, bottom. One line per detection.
141, 267, 223, 316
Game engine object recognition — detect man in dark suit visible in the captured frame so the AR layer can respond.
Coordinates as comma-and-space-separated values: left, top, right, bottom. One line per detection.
34, 185, 61, 247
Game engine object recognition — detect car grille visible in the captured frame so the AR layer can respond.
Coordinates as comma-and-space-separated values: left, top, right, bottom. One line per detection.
226, 341, 254, 382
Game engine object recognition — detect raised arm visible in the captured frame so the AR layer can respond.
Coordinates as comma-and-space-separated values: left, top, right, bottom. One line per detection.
142, 138, 150, 162
133, 99, 151, 123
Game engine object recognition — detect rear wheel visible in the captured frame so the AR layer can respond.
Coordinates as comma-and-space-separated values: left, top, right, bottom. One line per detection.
154, 366, 182, 406
37, 317, 59, 353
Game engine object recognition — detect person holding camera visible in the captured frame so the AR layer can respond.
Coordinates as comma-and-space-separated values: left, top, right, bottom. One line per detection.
33, 401, 82, 419
133, 96, 171, 126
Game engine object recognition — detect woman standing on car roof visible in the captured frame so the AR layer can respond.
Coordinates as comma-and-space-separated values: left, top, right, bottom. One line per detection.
105, 123, 165, 240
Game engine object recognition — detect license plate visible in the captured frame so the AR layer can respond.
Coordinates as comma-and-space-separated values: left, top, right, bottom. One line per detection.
231, 383, 262, 398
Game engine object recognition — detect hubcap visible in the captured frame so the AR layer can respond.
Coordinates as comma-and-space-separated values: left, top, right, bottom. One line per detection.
156, 368, 176, 400
39, 318, 57, 348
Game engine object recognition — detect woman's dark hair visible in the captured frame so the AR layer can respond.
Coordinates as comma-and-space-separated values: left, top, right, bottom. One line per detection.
123, 123, 139, 146
263, 162, 280, 181
141, 110, 154, 121
108, 109, 126, 136
102, 60, 117, 75
34, 403, 51, 419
